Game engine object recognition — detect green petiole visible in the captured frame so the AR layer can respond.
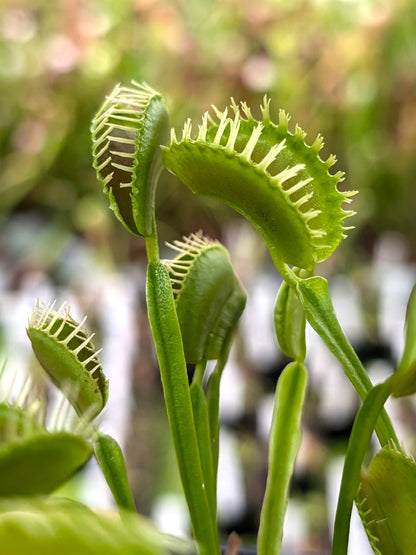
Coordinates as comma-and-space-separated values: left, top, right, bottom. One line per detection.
94, 432, 136, 513
257, 361, 307, 555
332, 380, 393, 555
190, 380, 217, 531
275, 263, 398, 448
145, 256, 219, 554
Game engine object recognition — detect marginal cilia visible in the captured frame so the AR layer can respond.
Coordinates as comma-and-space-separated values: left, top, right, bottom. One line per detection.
163, 96, 356, 269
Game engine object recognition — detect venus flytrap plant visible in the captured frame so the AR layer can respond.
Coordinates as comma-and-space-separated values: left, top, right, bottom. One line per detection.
4, 81, 411, 553
0, 366, 92, 497
332, 280, 416, 554
90, 81, 416, 554
0, 301, 189, 554
1, 78, 414, 555
145, 255, 220, 555
356, 445, 416, 554
27, 300, 108, 420
159, 89, 416, 554
91, 81, 169, 237
163, 231, 247, 523
92, 81, 254, 554
162, 98, 354, 270
26, 300, 140, 516
256, 270, 309, 554
163, 232, 246, 366
92, 81, 220, 554
162, 97, 398, 449
332, 379, 416, 555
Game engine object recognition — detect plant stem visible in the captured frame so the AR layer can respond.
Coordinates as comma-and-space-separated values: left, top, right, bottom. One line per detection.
257, 361, 307, 555
332, 380, 393, 555
189, 360, 218, 529
206, 367, 221, 487
190, 380, 217, 530
272, 259, 397, 448
145, 235, 219, 554
206, 342, 231, 486
192, 361, 206, 386
144, 229, 160, 263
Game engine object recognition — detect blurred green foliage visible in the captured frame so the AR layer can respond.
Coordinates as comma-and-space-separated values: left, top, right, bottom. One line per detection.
1, 0, 416, 260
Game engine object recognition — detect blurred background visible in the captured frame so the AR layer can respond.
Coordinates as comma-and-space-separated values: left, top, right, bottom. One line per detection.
1, 0, 416, 553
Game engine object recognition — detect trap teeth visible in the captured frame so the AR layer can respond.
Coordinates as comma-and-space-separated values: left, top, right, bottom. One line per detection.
163, 97, 355, 269
91, 81, 169, 236
27, 301, 108, 419
163, 233, 246, 364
